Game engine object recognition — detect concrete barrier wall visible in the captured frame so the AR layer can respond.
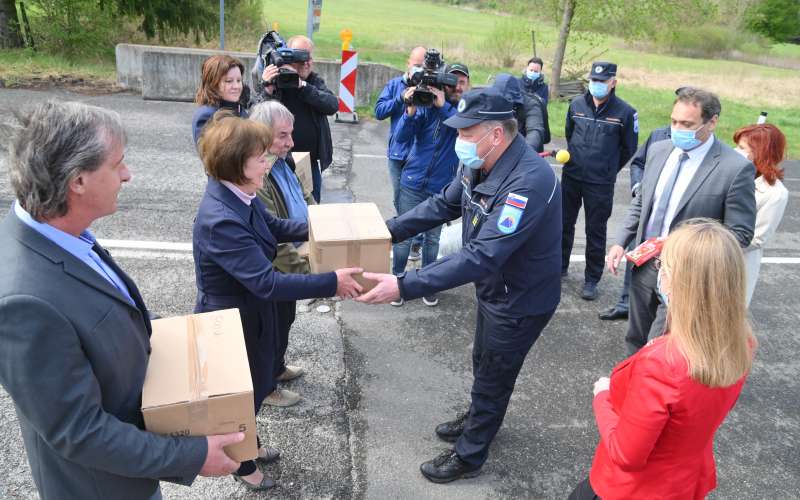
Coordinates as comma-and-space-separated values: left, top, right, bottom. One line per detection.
116, 43, 402, 107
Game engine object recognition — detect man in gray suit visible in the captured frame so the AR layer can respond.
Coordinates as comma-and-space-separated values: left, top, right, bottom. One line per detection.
606, 87, 756, 354
0, 101, 244, 499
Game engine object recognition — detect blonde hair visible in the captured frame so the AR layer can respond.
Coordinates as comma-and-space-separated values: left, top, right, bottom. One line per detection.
661, 218, 755, 387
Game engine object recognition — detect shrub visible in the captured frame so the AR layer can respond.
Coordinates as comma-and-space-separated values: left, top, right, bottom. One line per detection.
744, 0, 800, 43
480, 17, 530, 68
656, 24, 771, 59
26, 0, 119, 58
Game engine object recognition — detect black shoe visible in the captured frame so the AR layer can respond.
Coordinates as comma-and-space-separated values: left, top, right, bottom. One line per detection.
581, 282, 599, 301
420, 449, 482, 483
598, 305, 628, 320
435, 412, 468, 443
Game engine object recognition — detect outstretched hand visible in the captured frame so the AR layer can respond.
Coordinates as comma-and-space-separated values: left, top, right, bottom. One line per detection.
355, 272, 400, 304
335, 267, 364, 299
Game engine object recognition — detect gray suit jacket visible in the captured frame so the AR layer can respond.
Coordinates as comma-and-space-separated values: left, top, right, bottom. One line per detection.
0, 212, 207, 500
615, 137, 756, 249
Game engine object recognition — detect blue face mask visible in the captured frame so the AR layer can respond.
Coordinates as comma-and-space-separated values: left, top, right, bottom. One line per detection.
526, 70, 541, 81
588, 81, 609, 99
670, 123, 707, 151
455, 128, 496, 170
656, 269, 669, 307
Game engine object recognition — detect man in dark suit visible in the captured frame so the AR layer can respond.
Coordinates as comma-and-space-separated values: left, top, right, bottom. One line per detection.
0, 101, 243, 499
606, 87, 757, 354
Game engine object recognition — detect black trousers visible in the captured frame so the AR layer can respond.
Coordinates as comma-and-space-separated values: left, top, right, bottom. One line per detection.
275, 300, 297, 378
454, 306, 555, 467
568, 478, 601, 500
626, 258, 668, 355
561, 176, 615, 284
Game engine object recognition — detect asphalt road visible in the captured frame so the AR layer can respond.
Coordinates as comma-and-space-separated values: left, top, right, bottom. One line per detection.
0, 88, 798, 499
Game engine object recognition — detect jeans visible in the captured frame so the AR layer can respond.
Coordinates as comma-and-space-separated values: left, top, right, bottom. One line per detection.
388, 159, 423, 248
392, 185, 442, 275
387, 158, 404, 214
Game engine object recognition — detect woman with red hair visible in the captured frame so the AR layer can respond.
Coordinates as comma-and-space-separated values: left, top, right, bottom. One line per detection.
733, 124, 789, 305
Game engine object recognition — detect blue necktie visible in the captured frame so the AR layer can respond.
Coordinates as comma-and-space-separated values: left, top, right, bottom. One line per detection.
645, 152, 690, 239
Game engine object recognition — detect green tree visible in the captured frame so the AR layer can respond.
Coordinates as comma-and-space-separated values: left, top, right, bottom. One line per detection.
744, 0, 800, 42
0, 0, 23, 48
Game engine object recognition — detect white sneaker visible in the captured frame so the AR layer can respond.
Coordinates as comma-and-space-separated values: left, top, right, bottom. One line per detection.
423, 295, 439, 307
390, 297, 404, 307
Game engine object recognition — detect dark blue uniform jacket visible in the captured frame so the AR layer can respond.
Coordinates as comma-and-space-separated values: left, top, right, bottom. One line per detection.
564, 91, 638, 185
387, 135, 562, 317
629, 125, 671, 195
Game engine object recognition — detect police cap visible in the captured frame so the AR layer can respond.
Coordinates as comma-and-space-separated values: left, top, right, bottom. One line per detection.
443, 87, 514, 129
589, 61, 617, 81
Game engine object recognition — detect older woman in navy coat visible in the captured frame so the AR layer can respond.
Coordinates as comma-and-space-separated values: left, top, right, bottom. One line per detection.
193, 112, 362, 490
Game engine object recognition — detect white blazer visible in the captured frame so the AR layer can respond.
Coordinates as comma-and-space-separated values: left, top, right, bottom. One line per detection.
744, 175, 789, 305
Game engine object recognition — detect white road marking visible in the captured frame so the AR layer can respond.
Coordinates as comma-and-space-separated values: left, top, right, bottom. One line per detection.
98, 238, 800, 265
353, 154, 388, 159
99, 239, 192, 252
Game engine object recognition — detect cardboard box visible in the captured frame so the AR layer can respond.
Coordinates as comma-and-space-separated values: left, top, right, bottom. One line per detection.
308, 203, 392, 291
142, 309, 257, 463
291, 151, 314, 201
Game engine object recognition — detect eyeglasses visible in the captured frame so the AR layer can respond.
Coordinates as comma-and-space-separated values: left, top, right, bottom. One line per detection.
653, 257, 662, 270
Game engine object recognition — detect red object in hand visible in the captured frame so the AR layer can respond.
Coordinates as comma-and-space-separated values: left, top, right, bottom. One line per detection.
625, 238, 664, 266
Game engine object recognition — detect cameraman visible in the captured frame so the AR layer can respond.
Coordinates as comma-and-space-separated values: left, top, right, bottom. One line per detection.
256, 35, 337, 203
389, 64, 470, 308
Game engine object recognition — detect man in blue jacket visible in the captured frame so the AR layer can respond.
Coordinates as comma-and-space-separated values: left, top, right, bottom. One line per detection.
389, 63, 470, 307
357, 88, 561, 483
374, 46, 426, 212
562, 61, 638, 300
521, 56, 549, 105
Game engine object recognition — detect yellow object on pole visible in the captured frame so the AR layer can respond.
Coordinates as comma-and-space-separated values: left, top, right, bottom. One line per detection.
555, 149, 571, 164
340, 28, 353, 51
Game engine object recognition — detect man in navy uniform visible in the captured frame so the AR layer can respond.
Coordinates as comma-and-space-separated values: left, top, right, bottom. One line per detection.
357, 88, 562, 483
562, 61, 638, 300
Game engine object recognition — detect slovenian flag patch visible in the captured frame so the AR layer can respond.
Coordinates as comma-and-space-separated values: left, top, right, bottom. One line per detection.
505, 192, 528, 209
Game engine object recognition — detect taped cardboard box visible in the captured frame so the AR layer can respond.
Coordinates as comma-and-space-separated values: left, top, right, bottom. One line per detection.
291, 151, 314, 201
142, 309, 257, 462
308, 203, 391, 291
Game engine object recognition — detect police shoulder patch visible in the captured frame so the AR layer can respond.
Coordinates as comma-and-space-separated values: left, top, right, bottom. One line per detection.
633, 112, 640, 133
497, 204, 523, 234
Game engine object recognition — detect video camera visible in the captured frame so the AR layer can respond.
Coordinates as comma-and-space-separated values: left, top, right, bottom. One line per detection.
406, 49, 458, 107
257, 30, 310, 89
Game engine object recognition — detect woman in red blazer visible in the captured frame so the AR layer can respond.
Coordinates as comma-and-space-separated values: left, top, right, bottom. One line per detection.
570, 219, 756, 500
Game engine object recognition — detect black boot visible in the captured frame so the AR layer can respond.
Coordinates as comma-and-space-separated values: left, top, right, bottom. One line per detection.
435, 411, 468, 443
420, 449, 482, 483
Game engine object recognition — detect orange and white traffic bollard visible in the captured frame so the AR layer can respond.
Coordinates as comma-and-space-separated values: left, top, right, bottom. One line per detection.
335, 28, 359, 123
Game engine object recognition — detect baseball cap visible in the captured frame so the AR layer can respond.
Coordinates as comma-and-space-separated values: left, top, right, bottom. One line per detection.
443, 87, 514, 129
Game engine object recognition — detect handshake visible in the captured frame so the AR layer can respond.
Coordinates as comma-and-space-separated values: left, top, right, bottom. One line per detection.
333, 267, 401, 305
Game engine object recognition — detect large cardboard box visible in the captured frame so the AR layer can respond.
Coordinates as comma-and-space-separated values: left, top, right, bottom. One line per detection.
142, 309, 257, 462
308, 203, 391, 291
291, 151, 314, 201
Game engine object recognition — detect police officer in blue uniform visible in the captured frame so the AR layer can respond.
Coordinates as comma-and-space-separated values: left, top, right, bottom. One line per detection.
562, 61, 638, 301
357, 87, 562, 483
